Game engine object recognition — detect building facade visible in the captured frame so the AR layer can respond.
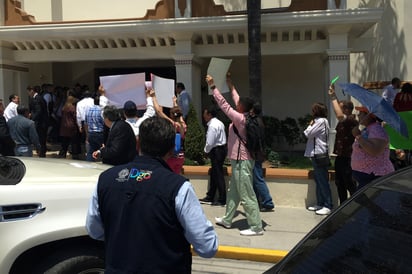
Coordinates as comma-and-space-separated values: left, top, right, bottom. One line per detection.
0, 0, 407, 146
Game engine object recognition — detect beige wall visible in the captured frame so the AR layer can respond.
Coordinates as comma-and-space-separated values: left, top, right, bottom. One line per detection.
199, 54, 324, 120
22, 0, 159, 22
22, 0, 291, 22
215, 0, 291, 11
349, 0, 409, 85
14, 0, 412, 114
28, 53, 323, 121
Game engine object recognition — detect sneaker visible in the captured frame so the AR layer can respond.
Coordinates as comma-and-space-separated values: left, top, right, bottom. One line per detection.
215, 217, 231, 229
199, 197, 213, 205
212, 201, 225, 206
307, 205, 322, 211
315, 207, 331, 215
240, 228, 264, 236
260, 206, 274, 212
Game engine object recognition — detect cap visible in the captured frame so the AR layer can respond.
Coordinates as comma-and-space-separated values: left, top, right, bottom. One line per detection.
355, 106, 369, 113
123, 100, 137, 111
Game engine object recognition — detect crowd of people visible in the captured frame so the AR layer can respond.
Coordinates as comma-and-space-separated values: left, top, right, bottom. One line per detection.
0, 82, 189, 165
305, 77, 412, 216
2, 74, 412, 270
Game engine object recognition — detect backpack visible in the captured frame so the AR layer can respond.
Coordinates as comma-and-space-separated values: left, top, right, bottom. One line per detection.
233, 114, 265, 161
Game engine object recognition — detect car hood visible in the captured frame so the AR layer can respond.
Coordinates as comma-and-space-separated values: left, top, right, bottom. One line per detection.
0, 157, 111, 185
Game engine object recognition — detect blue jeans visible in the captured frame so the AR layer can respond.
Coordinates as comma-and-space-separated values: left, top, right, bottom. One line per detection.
352, 170, 380, 191
253, 160, 274, 209
15, 145, 33, 157
311, 158, 332, 209
87, 131, 104, 162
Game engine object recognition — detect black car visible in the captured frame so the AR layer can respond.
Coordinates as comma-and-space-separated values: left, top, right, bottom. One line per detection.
265, 166, 412, 274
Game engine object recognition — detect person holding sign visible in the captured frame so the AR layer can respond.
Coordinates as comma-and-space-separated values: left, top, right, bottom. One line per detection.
328, 84, 358, 204
123, 88, 156, 153
152, 94, 187, 174
206, 74, 263, 236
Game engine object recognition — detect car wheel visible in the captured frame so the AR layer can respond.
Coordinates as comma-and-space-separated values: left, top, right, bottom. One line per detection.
39, 255, 104, 274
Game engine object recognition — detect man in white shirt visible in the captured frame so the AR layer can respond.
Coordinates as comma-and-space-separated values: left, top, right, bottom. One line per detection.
382, 77, 401, 106
199, 105, 227, 206
122, 89, 156, 152
76, 92, 95, 133
4, 94, 19, 121
97, 85, 109, 108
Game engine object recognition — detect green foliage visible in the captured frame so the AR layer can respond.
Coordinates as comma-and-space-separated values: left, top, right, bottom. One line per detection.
267, 150, 280, 167
297, 114, 312, 143
184, 104, 206, 165
262, 116, 281, 149
281, 154, 312, 169
280, 117, 301, 147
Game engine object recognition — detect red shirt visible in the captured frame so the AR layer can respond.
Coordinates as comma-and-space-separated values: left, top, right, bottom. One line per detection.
393, 92, 412, 112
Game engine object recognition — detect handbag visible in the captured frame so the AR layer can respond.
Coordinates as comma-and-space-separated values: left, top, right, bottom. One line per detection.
313, 120, 331, 167
313, 152, 330, 167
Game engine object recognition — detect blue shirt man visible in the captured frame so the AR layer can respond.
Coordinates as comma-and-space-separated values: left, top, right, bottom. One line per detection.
85, 97, 104, 162
176, 82, 191, 120
86, 116, 217, 273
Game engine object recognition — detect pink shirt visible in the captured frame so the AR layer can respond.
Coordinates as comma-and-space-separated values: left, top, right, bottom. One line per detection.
351, 122, 394, 176
212, 87, 252, 160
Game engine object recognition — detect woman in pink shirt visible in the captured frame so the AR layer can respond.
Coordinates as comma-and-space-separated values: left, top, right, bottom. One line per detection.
205, 74, 263, 236
351, 106, 394, 190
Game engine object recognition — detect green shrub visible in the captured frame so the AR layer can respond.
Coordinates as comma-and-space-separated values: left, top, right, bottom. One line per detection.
267, 150, 280, 167
280, 117, 301, 148
184, 104, 206, 165
297, 114, 312, 143
262, 115, 281, 149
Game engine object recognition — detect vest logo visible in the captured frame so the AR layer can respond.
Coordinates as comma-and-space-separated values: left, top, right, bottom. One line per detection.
129, 168, 152, 182
116, 168, 130, 182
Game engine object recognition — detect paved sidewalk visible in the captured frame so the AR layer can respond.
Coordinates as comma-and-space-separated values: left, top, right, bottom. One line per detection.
201, 204, 324, 251
42, 148, 324, 263
191, 177, 326, 263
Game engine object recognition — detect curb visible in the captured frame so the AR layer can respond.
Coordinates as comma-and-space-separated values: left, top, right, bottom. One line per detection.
192, 245, 288, 263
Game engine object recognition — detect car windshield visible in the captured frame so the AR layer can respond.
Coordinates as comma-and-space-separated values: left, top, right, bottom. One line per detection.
271, 169, 412, 273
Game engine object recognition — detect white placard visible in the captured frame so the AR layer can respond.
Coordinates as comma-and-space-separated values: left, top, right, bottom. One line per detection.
99, 73, 146, 109
152, 74, 174, 108
207, 57, 232, 94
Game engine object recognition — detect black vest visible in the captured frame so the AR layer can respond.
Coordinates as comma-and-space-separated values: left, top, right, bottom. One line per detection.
97, 156, 191, 273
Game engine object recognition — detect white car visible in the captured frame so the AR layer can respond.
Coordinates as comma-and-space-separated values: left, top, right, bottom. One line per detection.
0, 156, 111, 274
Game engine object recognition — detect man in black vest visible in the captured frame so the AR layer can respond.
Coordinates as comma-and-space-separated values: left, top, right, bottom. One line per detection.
86, 116, 218, 273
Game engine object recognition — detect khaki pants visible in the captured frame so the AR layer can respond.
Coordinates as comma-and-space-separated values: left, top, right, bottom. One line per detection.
222, 159, 262, 231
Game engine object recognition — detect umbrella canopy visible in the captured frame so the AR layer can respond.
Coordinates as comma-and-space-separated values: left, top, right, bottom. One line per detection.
338, 83, 408, 138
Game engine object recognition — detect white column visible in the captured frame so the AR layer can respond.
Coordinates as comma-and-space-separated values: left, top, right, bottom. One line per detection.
51, 0, 63, 21
327, 0, 337, 9
328, 0, 347, 9
175, 0, 191, 18
0, 0, 5, 25
326, 32, 350, 153
174, 53, 202, 122
0, 47, 29, 104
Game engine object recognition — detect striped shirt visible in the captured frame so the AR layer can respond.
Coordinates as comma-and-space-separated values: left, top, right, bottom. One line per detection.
85, 105, 104, 133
